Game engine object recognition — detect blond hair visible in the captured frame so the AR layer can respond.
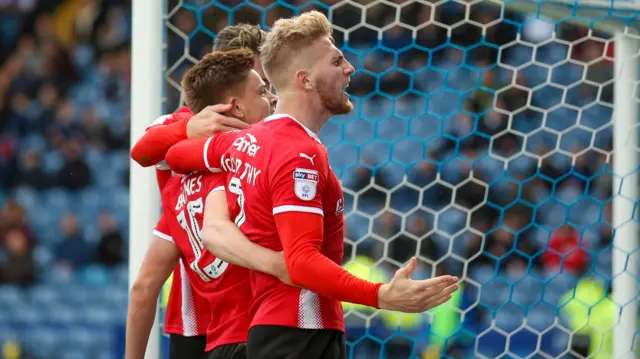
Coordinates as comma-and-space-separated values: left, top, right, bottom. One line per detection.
182, 49, 255, 113
214, 24, 267, 55
259, 11, 333, 89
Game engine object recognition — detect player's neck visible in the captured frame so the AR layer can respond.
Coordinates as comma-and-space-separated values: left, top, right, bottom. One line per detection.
273, 93, 329, 135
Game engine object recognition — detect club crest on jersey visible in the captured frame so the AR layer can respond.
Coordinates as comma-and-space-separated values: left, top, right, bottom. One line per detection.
293, 168, 319, 201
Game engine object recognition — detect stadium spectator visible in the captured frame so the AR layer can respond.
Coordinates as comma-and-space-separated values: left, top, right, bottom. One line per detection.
80, 106, 123, 150
47, 99, 82, 148
0, 228, 36, 286
56, 140, 91, 190
0, 1, 39, 59
0, 200, 33, 249
55, 213, 91, 271
95, 211, 125, 267
16, 150, 50, 189
543, 224, 590, 274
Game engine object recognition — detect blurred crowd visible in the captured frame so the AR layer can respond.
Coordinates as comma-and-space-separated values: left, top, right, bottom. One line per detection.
0, 0, 630, 358
0, 0, 130, 288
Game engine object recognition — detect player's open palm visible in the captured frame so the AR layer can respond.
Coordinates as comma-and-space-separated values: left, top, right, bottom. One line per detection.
377, 257, 459, 313
186, 103, 248, 139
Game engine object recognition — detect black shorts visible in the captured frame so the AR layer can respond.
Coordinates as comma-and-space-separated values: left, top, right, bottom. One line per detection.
247, 325, 347, 359
169, 334, 207, 359
205, 342, 247, 359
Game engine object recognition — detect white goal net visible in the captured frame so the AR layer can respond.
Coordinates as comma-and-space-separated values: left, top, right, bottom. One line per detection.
132, 0, 640, 358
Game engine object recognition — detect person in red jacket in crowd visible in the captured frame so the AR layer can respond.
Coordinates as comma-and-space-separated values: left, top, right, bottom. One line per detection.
543, 224, 590, 274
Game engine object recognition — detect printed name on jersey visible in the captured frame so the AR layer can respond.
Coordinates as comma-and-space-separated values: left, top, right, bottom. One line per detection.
293, 168, 319, 201
182, 175, 203, 196
221, 154, 262, 187
175, 175, 203, 210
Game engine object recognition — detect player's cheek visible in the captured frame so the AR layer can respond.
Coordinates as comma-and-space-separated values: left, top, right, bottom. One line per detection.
263, 99, 272, 116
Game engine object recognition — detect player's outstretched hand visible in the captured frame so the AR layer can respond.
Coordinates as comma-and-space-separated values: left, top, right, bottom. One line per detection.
186, 103, 248, 139
377, 257, 458, 313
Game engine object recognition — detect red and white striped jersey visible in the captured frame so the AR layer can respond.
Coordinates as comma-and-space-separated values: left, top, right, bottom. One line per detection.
201, 114, 346, 331
158, 258, 211, 336
148, 106, 208, 337
155, 173, 252, 350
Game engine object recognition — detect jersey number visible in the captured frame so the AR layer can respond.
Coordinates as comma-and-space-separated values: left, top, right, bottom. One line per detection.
176, 197, 228, 282
228, 177, 246, 227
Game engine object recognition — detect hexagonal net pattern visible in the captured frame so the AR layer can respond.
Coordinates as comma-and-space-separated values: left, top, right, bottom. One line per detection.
162, 0, 640, 358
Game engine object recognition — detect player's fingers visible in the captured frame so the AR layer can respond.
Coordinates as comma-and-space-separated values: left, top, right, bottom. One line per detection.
414, 275, 456, 291
204, 103, 234, 114
211, 124, 241, 134
434, 278, 459, 292
434, 291, 454, 306
421, 279, 457, 298
218, 116, 249, 129
441, 283, 459, 295
411, 278, 456, 301
438, 283, 460, 296
416, 282, 457, 307
402, 281, 453, 313
417, 287, 455, 312
216, 115, 247, 128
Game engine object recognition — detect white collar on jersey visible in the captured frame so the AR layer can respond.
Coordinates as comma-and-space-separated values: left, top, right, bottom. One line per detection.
264, 113, 322, 144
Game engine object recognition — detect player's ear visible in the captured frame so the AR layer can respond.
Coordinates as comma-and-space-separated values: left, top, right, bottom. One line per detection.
229, 97, 245, 120
295, 70, 313, 91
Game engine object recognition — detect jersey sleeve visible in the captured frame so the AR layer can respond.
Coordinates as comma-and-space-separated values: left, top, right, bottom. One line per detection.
146, 107, 191, 129
276, 212, 382, 308
131, 114, 189, 167
153, 214, 174, 243
165, 131, 237, 174
269, 142, 326, 217
147, 112, 180, 129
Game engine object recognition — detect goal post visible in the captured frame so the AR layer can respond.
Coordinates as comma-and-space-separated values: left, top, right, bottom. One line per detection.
612, 32, 639, 359
129, 0, 640, 358
129, 0, 164, 358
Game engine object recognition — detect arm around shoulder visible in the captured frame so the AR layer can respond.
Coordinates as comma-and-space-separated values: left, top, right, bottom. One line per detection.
166, 131, 236, 174
202, 189, 290, 283
165, 138, 211, 174
131, 119, 188, 167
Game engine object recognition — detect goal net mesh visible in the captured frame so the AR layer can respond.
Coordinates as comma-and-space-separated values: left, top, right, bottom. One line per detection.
162, 0, 640, 358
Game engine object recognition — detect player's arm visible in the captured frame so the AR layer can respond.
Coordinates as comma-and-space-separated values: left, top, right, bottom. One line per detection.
202, 189, 291, 285
125, 219, 180, 359
131, 104, 243, 167
272, 145, 459, 312
276, 210, 458, 312
130, 116, 189, 167
165, 132, 236, 174
274, 211, 383, 306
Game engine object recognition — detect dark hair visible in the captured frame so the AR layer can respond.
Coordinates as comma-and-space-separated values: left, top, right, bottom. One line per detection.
181, 48, 255, 113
